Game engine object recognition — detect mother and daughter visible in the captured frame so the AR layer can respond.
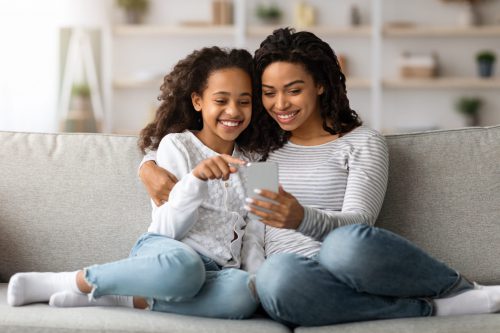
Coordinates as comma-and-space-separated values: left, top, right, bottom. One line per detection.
8, 28, 500, 326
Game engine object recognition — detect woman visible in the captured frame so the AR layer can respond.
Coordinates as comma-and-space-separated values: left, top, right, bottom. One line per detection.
140, 28, 500, 326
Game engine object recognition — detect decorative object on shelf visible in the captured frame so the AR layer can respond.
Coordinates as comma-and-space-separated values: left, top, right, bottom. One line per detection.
337, 54, 348, 76
61, 84, 98, 133
294, 1, 315, 28
58, 28, 104, 133
398, 52, 438, 78
455, 96, 482, 126
350, 4, 361, 26
212, 0, 233, 25
440, 0, 482, 26
476, 50, 496, 77
116, 0, 149, 24
256, 2, 283, 25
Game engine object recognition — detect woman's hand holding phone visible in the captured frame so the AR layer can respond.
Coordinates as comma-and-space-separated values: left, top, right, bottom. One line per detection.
193, 155, 246, 181
245, 186, 304, 230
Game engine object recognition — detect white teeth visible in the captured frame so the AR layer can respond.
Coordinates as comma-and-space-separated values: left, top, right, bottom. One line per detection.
220, 120, 240, 127
277, 112, 298, 120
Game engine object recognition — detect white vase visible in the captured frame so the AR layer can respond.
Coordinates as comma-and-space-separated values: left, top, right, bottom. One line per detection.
458, 3, 479, 27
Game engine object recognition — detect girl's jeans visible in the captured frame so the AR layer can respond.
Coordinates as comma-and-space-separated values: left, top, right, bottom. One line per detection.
84, 232, 258, 319
256, 224, 473, 327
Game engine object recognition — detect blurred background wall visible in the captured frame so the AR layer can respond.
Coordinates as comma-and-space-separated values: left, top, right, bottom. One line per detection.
1, 0, 499, 135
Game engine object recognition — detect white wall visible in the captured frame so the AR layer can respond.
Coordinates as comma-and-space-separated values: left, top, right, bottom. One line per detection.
1, 0, 499, 133
0, 0, 111, 132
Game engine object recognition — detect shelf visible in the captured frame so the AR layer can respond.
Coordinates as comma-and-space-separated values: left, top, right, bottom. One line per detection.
384, 25, 500, 37
346, 77, 371, 89
113, 24, 235, 37
113, 78, 161, 89
383, 77, 500, 89
247, 25, 372, 37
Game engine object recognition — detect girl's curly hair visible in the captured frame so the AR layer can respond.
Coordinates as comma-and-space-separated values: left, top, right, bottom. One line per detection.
248, 27, 362, 159
138, 46, 255, 155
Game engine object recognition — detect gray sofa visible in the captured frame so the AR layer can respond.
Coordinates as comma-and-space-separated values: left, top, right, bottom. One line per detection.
1, 125, 499, 333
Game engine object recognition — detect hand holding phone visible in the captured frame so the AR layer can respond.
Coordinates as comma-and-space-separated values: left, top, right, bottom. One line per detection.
240, 162, 279, 218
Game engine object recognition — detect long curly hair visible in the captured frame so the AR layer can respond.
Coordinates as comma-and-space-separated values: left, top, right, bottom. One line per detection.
138, 47, 255, 154
249, 27, 362, 158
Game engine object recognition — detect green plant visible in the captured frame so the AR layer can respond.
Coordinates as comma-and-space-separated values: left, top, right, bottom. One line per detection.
455, 97, 482, 116
116, 0, 149, 12
71, 84, 91, 98
476, 50, 496, 63
256, 3, 282, 20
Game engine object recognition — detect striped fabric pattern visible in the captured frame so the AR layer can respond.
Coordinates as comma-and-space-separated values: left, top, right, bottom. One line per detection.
264, 126, 390, 258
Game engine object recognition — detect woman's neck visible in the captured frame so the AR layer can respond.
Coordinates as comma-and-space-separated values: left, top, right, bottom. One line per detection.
290, 118, 338, 146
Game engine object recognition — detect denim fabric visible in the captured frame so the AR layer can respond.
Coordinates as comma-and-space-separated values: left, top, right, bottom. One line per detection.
85, 232, 258, 319
256, 224, 473, 327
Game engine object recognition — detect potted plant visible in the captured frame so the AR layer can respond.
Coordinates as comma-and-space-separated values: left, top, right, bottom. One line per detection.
476, 50, 496, 77
61, 83, 98, 133
455, 96, 482, 127
116, 0, 149, 24
256, 3, 283, 25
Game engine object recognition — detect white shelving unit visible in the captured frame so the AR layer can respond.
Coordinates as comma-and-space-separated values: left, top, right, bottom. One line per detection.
109, 0, 500, 134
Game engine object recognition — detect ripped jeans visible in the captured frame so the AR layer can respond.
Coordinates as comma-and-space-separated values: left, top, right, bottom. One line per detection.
84, 232, 258, 319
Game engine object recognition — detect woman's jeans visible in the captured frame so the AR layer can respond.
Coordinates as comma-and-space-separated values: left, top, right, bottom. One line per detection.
256, 224, 473, 327
84, 232, 258, 319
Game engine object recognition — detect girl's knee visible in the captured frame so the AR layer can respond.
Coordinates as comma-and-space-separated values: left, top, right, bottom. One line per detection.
155, 249, 205, 298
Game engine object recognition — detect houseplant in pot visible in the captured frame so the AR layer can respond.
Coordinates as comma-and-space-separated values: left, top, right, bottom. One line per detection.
455, 96, 482, 127
116, 0, 149, 24
256, 2, 283, 25
476, 50, 496, 77
61, 83, 98, 133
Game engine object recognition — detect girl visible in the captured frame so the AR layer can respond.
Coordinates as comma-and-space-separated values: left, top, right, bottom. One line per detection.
7, 46, 259, 319
139, 28, 500, 326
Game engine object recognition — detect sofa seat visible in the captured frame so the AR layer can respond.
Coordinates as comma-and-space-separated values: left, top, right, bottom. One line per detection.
0, 284, 291, 333
296, 314, 500, 333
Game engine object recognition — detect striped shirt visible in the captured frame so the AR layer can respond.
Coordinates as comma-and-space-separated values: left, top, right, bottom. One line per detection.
264, 126, 389, 258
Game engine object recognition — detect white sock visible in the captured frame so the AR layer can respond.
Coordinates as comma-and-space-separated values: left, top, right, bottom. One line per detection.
434, 284, 500, 316
7, 271, 81, 306
49, 291, 134, 308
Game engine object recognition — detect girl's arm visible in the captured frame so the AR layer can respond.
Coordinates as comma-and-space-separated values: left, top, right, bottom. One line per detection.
148, 136, 207, 239
247, 133, 389, 242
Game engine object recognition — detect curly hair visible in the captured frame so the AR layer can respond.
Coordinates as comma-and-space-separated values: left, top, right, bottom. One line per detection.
248, 27, 362, 158
138, 46, 255, 154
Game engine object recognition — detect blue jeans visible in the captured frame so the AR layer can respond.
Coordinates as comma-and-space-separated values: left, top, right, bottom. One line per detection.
256, 224, 473, 326
84, 232, 258, 319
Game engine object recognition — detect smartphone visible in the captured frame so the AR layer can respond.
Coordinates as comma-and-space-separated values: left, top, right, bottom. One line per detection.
240, 162, 279, 218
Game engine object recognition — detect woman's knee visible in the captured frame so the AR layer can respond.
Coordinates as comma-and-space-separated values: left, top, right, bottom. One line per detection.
319, 224, 376, 273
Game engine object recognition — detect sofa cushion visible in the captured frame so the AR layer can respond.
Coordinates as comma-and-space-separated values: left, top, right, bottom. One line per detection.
377, 126, 500, 285
0, 284, 291, 333
0, 131, 151, 282
295, 314, 500, 333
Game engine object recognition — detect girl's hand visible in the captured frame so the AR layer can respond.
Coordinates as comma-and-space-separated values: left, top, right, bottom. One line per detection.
139, 161, 178, 206
193, 155, 246, 181
245, 186, 304, 229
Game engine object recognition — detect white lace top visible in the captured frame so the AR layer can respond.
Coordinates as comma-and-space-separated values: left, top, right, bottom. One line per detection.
148, 131, 250, 268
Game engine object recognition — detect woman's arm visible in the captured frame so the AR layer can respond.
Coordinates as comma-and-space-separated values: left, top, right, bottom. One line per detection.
139, 152, 178, 206
246, 133, 389, 241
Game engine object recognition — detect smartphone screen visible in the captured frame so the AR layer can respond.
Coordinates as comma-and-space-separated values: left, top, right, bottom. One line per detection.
240, 162, 279, 218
